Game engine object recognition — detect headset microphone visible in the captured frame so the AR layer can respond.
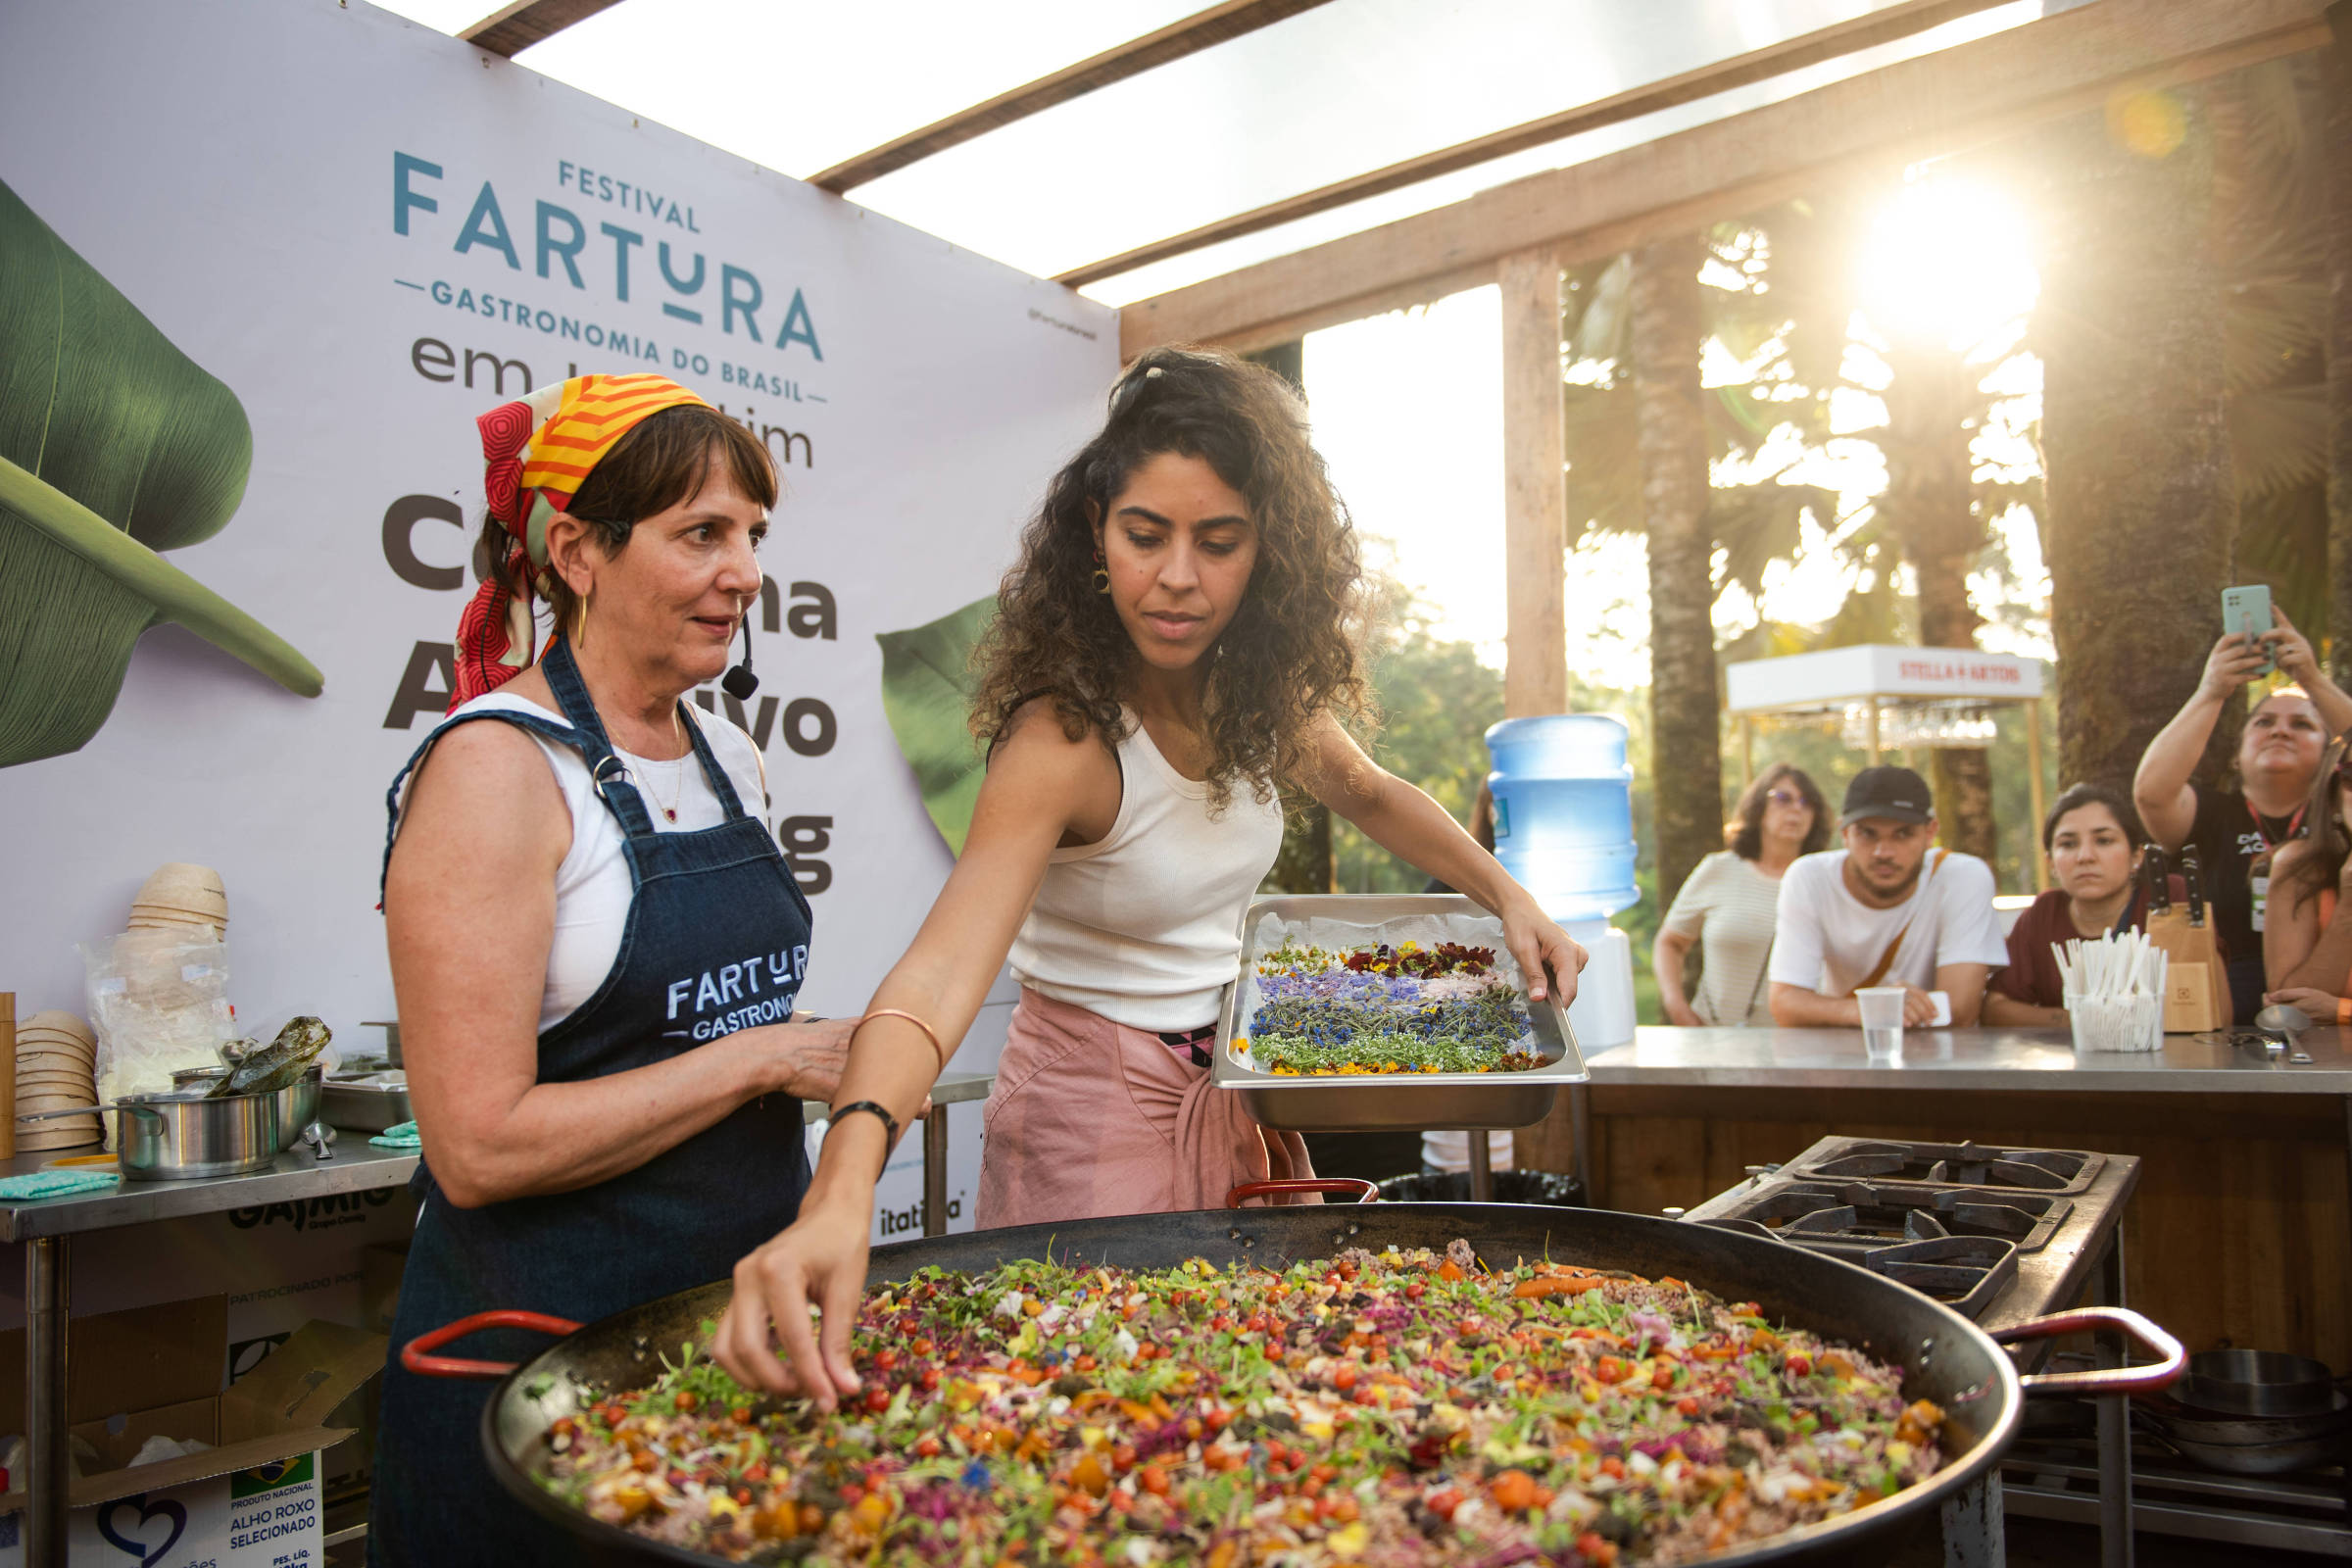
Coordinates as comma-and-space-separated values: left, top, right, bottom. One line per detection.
721, 612, 759, 700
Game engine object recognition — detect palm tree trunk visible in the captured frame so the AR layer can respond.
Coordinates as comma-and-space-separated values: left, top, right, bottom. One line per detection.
2041, 94, 2240, 792
1632, 237, 1721, 908
1879, 341, 1999, 863
2326, 31, 2352, 687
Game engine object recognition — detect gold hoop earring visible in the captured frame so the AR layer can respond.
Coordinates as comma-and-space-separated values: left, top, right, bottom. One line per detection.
569, 586, 592, 645
1092, 568, 1111, 595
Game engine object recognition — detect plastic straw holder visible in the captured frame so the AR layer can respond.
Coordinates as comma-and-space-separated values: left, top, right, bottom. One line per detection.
2066, 991, 2164, 1054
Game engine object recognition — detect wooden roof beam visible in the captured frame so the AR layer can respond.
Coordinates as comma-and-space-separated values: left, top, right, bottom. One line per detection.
1057, 0, 2016, 289
460, 0, 624, 58
1118, 0, 2333, 359
808, 0, 1335, 193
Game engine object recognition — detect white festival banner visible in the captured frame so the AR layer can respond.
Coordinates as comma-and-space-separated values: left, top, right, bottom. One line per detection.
0, 0, 1115, 1239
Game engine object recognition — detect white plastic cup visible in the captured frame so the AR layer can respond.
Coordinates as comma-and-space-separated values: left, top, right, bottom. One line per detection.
1856, 986, 1907, 1061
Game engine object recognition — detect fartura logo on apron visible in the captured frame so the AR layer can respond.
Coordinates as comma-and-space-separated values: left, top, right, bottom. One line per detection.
667, 946, 810, 1039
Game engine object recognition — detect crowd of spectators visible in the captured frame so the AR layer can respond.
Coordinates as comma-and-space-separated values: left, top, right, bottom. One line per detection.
1650, 610, 2352, 1033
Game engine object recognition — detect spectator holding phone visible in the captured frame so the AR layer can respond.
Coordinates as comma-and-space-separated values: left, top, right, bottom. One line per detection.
1766, 766, 2009, 1029
2133, 607, 2352, 1023
1982, 784, 2149, 1027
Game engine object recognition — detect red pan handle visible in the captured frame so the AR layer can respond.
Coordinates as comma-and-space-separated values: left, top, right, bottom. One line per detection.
1993, 1306, 2185, 1396
1227, 1178, 1379, 1207
402, 1309, 584, 1380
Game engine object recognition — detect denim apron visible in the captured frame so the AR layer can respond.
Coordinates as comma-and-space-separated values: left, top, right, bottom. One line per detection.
367, 639, 813, 1567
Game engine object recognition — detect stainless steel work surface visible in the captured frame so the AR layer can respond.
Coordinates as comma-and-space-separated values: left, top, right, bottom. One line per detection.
0, 1141, 420, 1242
1583, 1025, 2352, 1094
797, 1071, 997, 1125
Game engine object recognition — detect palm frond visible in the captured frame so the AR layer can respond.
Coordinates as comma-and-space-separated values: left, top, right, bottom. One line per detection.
2230, 381, 2328, 497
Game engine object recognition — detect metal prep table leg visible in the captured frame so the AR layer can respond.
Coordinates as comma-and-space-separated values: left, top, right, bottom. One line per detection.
2093, 1225, 2133, 1568
922, 1102, 948, 1238
27, 1236, 69, 1568
1569, 1085, 1592, 1204
1466, 1131, 1493, 1201
1940, 1471, 2005, 1568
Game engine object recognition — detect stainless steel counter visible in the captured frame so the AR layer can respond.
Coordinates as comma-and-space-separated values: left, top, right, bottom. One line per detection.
0, 1141, 419, 1243
1581, 1024, 2352, 1094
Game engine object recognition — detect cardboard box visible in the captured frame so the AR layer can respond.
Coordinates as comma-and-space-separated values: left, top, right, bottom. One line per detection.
358, 1242, 410, 1337
0, 1302, 383, 1567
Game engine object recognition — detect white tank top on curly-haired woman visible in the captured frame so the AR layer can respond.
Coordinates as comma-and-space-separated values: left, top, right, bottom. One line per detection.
981, 710, 1311, 1226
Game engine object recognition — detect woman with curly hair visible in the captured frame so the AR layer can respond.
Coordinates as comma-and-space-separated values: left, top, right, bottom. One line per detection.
710, 347, 1589, 1404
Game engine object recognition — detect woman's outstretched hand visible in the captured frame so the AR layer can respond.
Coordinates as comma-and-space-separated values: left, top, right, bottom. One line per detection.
710, 1192, 874, 1409
1502, 900, 1588, 1005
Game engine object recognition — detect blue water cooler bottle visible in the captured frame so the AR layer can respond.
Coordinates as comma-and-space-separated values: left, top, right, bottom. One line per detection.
1485, 714, 1640, 1050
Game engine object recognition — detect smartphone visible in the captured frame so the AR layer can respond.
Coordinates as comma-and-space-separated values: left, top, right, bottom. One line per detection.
2223, 584, 2276, 676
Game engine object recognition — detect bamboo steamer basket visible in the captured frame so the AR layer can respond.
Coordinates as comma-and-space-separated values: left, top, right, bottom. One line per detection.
19, 1011, 93, 1050
130, 864, 227, 927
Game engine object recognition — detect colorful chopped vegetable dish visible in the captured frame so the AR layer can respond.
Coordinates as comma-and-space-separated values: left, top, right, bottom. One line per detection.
1241, 942, 1544, 1077
540, 1242, 1944, 1564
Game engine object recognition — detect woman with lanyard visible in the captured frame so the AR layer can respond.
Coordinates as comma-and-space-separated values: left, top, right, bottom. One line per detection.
369, 376, 858, 1565
2134, 611, 2352, 1023
710, 347, 1588, 1407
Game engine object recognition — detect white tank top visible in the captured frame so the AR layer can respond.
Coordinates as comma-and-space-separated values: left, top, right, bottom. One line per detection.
1007, 712, 1288, 1031
393, 693, 769, 1033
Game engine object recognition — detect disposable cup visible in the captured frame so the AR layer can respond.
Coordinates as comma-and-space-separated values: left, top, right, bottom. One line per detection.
1856, 986, 1907, 1061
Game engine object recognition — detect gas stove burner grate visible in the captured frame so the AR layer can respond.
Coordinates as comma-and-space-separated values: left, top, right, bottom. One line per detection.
1702, 1179, 2072, 1254
1787, 1138, 2104, 1194
1700, 1210, 2021, 1321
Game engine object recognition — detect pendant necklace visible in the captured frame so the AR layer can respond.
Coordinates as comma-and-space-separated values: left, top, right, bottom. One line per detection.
656, 709, 688, 822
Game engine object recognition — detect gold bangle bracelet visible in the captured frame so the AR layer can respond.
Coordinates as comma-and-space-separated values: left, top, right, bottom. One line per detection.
858, 1007, 949, 1073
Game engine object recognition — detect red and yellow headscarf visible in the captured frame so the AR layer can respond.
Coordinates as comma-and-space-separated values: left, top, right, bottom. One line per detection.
450, 373, 709, 710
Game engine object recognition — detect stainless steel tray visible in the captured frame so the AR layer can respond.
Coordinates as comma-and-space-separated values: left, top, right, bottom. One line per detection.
321, 1074, 414, 1133
1213, 894, 1588, 1133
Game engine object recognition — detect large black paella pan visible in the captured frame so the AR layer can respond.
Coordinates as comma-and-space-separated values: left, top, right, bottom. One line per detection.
405, 1200, 2180, 1567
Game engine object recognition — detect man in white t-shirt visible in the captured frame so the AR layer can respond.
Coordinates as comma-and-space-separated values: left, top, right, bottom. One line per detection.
1767, 765, 2009, 1028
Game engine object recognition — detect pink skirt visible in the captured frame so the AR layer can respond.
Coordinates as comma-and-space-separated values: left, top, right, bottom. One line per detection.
975, 988, 1319, 1229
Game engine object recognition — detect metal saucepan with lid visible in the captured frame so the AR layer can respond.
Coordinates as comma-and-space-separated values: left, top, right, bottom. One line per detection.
407, 1201, 2183, 1567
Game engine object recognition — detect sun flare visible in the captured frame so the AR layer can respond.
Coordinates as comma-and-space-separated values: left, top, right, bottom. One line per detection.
1855, 173, 2039, 355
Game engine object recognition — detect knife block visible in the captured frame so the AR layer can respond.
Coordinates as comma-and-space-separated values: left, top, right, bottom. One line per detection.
2145, 910, 2229, 1032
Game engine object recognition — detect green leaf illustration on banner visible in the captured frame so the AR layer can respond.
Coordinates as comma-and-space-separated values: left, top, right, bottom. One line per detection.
0, 176, 320, 769
876, 595, 998, 855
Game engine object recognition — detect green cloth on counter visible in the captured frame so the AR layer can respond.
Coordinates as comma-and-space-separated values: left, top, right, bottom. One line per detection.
368, 1121, 421, 1150
0, 1169, 119, 1200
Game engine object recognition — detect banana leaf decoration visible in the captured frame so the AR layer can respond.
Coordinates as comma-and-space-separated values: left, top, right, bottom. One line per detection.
875, 595, 998, 855
0, 177, 319, 769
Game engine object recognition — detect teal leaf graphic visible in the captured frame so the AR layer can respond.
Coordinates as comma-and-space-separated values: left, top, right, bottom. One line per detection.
0, 176, 320, 769
876, 595, 997, 855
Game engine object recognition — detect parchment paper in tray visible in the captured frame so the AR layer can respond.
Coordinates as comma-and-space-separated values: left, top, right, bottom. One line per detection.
1227, 909, 1523, 1073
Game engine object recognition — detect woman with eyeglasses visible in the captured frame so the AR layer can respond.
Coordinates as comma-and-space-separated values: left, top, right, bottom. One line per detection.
2134, 612, 2352, 1022
1981, 783, 2149, 1026
2261, 732, 2352, 1025
1654, 764, 1829, 1026
707, 346, 1590, 1406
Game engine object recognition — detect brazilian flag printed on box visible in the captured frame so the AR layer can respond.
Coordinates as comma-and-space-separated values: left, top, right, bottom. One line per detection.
227, 1453, 314, 1501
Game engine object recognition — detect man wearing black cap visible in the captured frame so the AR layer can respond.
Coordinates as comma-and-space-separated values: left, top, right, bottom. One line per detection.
1766, 765, 2008, 1028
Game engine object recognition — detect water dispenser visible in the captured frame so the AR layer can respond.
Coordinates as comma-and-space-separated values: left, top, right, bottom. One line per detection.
1486, 714, 1639, 1051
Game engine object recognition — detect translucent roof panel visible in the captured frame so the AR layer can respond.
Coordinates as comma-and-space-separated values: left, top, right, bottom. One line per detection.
370, 0, 2056, 305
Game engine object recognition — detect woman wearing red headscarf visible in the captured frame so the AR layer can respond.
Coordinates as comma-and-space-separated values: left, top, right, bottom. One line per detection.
368, 376, 855, 1567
